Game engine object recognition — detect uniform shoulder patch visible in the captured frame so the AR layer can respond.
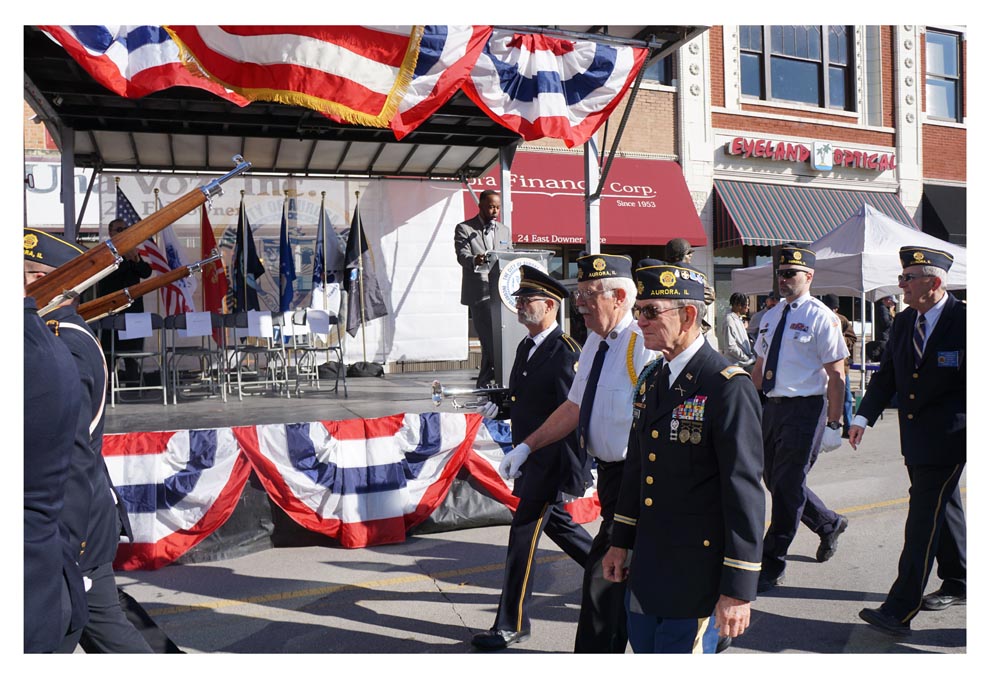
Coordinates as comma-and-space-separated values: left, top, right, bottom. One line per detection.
720, 365, 747, 379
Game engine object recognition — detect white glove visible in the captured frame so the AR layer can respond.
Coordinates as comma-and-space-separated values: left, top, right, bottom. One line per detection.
821, 426, 843, 453
498, 443, 532, 480
480, 400, 500, 419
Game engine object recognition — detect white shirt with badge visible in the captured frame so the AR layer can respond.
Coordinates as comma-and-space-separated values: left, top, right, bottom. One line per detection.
754, 293, 848, 398
567, 313, 658, 462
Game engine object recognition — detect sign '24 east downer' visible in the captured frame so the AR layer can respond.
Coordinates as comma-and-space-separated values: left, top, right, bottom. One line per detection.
725, 136, 897, 173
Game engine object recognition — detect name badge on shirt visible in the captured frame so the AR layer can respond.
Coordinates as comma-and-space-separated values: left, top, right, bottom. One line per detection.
937, 351, 960, 368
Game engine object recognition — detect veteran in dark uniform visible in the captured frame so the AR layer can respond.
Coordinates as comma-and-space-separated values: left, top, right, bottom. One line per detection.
472, 266, 594, 650
24, 295, 89, 652
25, 229, 160, 653
602, 260, 764, 653
851, 246, 966, 637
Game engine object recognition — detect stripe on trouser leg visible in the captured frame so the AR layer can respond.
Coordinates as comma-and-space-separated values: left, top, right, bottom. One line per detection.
691, 616, 711, 654
516, 503, 549, 631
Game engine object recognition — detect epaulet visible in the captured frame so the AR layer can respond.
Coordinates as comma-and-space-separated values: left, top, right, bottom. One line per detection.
635, 357, 664, 393
561, 332, 581, 353
45, 319, 60, 336
720, 365, 747, 379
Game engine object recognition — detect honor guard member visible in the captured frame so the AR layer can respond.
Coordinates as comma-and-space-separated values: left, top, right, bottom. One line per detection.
472, 266, 594, 650
499, 253, 657, 653
602, 260, 764, 653
24, 295, 89, 652
25, 230, 161, 653
851, 246, 966, 637
752, 244, 849, 593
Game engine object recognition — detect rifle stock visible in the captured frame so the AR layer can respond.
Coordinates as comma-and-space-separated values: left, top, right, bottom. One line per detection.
26, 155, 250, 314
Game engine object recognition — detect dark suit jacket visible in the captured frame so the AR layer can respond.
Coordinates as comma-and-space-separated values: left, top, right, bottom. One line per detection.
857, 293, 965, 466
507, 326, 589, 501
48, 306, 132, 571
23, 298, 88, 652
454, 215, 511, 306
612, 342, 765, 618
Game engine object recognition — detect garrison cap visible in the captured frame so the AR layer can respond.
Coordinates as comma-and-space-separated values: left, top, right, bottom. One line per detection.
511, 265, 568, 302
24, 228, 84, 268
634, 258, 708, 301
576, 253, 633, 282
777, 243, 816, 271
899, 245, 953, 272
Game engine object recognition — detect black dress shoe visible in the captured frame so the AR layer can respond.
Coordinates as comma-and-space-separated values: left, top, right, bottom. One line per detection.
921, 589, 966, 611
858, 607, 912, 637
471, 629, 530, 650
816, 515, 849, 563
757, 573, 784, 593
715, 635, 732, 653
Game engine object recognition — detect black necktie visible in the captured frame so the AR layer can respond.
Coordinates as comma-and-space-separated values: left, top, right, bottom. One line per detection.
914, 314, 926, 366
515, 337, 535, 367
658, 362, 671, 391
577, 340, 609, 457
762, 303, 791, 394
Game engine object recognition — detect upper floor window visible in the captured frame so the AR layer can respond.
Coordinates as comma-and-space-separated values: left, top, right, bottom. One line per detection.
926, 29, 963, 122
740, 25, 854, 111
641, 54, 674, 86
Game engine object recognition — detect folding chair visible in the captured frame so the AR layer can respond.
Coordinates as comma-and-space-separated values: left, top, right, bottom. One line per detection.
286, 308, 348, 397
164, 312, 225, 404
101, 312, 167, 407
222, 311, 290, 400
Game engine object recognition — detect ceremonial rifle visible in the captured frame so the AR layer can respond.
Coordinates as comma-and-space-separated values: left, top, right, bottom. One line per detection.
78, 249, 222, 322
26, 155, 251, 315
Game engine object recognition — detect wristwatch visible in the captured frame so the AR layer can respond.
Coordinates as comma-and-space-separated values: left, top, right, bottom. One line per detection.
826, 421, 842, 430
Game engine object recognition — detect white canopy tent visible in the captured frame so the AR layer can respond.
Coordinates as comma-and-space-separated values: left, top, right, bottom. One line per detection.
730, 204, 967, 394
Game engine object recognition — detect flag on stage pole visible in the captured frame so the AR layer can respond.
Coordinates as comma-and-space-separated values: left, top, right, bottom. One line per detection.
343, 197, 388, 337
200, 205, 228, 344
462, 29, 649, 148
154, 191, 197, 313
278, 197, 296, 313
40, 25, 249, 104
165, 26, 425, 127
311, 197, 345, 310
116, 185, 192, 315
229, 198, 267, 312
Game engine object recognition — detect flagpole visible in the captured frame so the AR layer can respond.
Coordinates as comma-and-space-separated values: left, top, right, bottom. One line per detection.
320, 191, 328, 314
356, 190, 368, 364
240, 191, 247, 313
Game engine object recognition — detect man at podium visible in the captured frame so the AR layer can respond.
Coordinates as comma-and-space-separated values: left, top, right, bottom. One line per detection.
455, 190, 512, 388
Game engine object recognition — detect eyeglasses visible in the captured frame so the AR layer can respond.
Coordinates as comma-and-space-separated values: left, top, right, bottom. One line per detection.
776, 269, 804, 279
897, 273, 932, 284
572, 288, 608, 303
515, 296, 551, 306
632, 304, 684, 321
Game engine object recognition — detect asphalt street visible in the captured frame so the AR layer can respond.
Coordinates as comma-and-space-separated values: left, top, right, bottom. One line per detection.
105, 371, 969, 657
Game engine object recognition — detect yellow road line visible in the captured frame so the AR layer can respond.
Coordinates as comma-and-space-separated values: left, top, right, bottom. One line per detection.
144, 487, 965, 617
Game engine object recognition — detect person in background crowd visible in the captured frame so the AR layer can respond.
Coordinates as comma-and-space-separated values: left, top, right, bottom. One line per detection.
663, 238, 716, 341
602, 260, 764, 653
472, 266, 593, 651
718, 292, 756, 372
850, 246, 965, 637
499, 254, 657, 653
865, 295, 896, 362
751, 244, 849, 594
454, 190, 512, 388
97, 218, 153, 384
747, 296, 778, 349
822, 294, 857, 437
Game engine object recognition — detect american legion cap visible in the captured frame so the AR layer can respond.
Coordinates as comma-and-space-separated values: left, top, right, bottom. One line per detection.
899, 245, 954, 272
511, 265, 569, 302
576, 253, 633, 282
24, 228, 84, 268
634, 258, 708, 301
777, 243, 816, 272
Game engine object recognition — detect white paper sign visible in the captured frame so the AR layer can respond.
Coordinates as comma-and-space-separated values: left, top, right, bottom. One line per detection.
178, 311, 212, 338
118, 312, 152, 340
306, 310, 331, 335
247, 310, 274, 338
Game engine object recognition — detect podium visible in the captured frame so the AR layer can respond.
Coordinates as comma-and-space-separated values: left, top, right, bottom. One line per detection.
485, 249, 554, 387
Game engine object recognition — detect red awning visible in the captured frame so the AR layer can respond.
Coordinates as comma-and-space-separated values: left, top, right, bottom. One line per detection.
464, 151, 706, 247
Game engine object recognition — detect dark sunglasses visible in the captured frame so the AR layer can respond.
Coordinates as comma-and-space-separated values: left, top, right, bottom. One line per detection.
897, 273, 931, 284
776, 269, 804, 279
632, 304, 684, 321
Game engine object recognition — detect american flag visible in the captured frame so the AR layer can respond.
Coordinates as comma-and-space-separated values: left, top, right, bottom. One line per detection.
116, 186, 194, 315
103, 412, 600, 570
39, 25, 249, 104
463, 30, 649, 148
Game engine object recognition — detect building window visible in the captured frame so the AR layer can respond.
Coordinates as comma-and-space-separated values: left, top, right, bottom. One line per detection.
641, 54, 674, 86
926, 29, 962, 121
739, 25, 854, 111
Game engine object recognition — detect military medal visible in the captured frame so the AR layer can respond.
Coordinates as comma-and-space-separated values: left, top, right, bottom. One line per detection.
690, 430, 702, 445
678, 428, 691, 443
670, 418, 679, 441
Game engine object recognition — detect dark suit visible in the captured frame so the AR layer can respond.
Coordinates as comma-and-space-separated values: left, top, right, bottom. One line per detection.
490, 326, 594, 635
97, 256, 153, 378
454, 215, 511, 387
612, 342, 765, 652
24, 297, 88, 652
47, 307, 154, 653
856, 293, 966, 622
